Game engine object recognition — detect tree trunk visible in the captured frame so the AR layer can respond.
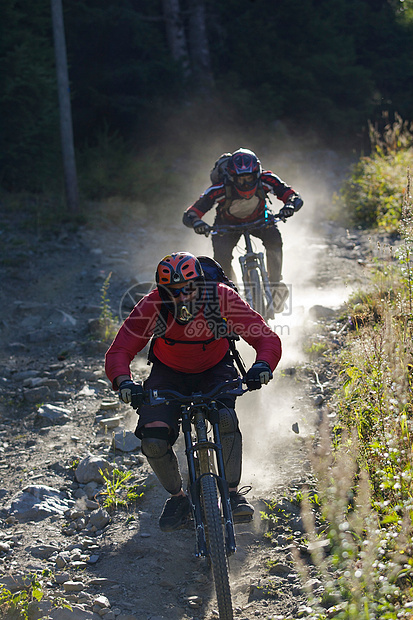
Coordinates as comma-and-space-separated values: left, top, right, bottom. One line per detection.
51, 0, 79, 212
188, 0, 214, 93
162, 0, 191, 78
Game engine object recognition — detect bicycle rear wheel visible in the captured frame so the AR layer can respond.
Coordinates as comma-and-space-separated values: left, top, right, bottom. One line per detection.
201, 474, 233, 620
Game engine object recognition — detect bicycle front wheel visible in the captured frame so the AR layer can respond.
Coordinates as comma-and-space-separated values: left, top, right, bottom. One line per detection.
201, 474, 233, 620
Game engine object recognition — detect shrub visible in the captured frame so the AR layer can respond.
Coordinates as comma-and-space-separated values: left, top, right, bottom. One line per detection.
337, 115, 413, 232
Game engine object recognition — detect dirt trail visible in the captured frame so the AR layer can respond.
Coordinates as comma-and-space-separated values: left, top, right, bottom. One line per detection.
0, 202, 371, 620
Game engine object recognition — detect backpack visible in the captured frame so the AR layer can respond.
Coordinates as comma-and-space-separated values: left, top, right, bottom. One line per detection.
210, 153, 232, 185
199, 255, 237, 292
149, 256, 246, 377
209, 152, 267, 213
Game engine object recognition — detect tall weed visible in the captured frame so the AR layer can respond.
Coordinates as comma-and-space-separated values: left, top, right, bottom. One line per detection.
296, 177, 413, 617
337, 114, 413, 231
295, 425, 413, 619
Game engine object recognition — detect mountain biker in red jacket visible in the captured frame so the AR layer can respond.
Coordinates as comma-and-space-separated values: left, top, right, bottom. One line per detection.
105, 252, 282, 532
182, 148, 303, 312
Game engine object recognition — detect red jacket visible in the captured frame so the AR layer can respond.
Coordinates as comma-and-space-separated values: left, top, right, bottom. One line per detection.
105, 283, 282, 388
183, 170, 296, 225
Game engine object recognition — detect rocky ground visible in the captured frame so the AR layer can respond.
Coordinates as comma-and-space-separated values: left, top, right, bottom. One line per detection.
0, 203, 387, 620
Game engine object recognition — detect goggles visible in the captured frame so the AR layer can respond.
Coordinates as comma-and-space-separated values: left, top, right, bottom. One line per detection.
167, 281, 198, 298
235, 173, 257, 188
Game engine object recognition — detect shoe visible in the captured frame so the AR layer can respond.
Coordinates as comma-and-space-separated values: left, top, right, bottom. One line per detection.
272, 281, 289, 314
159, 495, 191, 532
230, 489, 254, 522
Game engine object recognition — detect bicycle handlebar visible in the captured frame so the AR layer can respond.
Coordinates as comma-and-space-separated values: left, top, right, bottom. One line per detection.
209, 212, 285, 237
146, 378, 247, 407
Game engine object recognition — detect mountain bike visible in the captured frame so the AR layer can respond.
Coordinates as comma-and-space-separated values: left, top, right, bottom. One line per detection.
145, 378, 247, 620
209, 211, 287, 320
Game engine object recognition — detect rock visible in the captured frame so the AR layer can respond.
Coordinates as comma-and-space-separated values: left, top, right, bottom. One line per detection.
76, 385, 97, 398
63, 581, 85, 592
83, 481, 99, 499
75, 455, 114, 484
85, 499, 100, 510
309, 305, 336, 320
7, 485, 74, 521
13, 370, 40, 380
112, 430, 141, 452
313, 394, 325, 406
306, 539, 331, 553
89, 507, 111, 530
56, 552, 71, 568
268, 562, 291, 576
71, 561, 88, 569
34, 403, 72, 427
99, 417, 121, 429
29, 543, 60, 558
248, 582, 270, 601
49, 603, 100, 619
0, 574, 29, 592
54, 572, 71, 584
88, 578, 118, 586
93, 595, 110, 609
23, 385, 50, 403
99, 400, 119, 411
51, 309, 77, 327
23, 376, 47, 388
187, 595, 203, 608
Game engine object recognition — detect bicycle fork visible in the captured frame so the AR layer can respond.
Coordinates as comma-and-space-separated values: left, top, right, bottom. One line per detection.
183, 404, 236, 557
239, 232, 274, 317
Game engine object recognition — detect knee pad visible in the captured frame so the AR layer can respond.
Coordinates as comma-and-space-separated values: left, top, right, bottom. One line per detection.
219, 407, 238, 434
140, 426, 170, 459
219, 407, 242, 488
141, 437, 169, 459
140, 427, 182, 495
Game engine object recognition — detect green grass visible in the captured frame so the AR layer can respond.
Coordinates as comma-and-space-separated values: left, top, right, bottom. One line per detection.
335, 114, 413, 232
98, 467, 145, 512
0, 570, 71, 620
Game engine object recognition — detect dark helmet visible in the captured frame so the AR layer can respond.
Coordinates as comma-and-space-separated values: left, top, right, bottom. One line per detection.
156, 253, 204, 322
227, 148, 262, 199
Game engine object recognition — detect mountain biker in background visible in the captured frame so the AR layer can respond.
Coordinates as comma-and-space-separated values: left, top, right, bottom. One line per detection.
182, 148, 303, 313
105, 252, 281, 532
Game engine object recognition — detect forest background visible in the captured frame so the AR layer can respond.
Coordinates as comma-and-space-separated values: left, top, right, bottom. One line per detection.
1, 0, 413, 210
1, 1, 413, 618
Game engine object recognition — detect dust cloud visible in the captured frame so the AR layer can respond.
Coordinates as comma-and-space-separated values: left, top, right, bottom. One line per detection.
126, 121, 354, 499
177, 136, 349, 499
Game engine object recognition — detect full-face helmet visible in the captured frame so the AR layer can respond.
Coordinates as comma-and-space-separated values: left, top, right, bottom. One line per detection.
227, 148, 262, 199
156, 252, 204, 323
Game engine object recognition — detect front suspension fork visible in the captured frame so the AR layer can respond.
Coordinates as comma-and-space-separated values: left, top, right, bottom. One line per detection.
183, 406, 236, 557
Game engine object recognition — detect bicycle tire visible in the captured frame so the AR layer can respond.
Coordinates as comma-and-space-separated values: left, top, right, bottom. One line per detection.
201, 474, 233, 620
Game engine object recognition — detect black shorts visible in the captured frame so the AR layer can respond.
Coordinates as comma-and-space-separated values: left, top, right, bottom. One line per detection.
135, 352, 239, 445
